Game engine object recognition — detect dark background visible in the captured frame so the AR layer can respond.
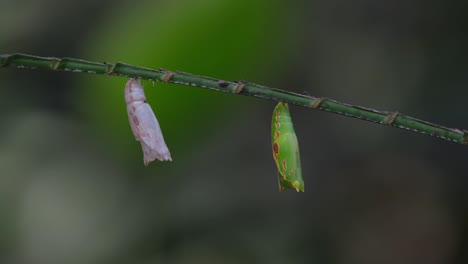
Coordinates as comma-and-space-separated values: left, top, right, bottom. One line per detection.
1, 0, 468, 263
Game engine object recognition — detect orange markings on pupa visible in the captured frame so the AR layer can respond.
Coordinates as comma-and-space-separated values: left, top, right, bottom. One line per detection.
282, 159, 287, 170
280, 171, 286, 180
271, 102, 304, 192
274, 130, 280, 139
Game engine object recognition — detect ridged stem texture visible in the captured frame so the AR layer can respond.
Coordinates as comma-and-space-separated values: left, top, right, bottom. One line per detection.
1, 53, 467, 145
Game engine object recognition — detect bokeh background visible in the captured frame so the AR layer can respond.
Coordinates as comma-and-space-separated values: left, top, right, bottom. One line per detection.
1, 0, 468, 263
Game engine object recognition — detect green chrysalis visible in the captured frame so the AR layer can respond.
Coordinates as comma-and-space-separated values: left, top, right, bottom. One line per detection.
271, 102, 304, 192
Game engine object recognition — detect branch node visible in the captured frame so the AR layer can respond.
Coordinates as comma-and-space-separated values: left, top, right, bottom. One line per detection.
234, 81, 246, 94
384, 112, 399, 125
310, 97, 323, 108
106, 63, 118, 75
51, 59, 61, 70
161, 71, 175, 82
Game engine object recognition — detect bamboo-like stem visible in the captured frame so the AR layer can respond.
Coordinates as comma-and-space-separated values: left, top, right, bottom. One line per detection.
1, 53, 467, 145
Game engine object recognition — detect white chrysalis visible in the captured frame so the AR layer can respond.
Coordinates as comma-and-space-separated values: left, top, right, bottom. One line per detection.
125, 78, 172, 165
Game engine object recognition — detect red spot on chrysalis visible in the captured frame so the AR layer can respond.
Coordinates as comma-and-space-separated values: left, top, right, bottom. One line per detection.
275, 112, 280, 120
275, 130, 280, 138
275, 122, 280, 128
132, 115, 139, 126
282, 160, 287, 170
273, 142, 279, 154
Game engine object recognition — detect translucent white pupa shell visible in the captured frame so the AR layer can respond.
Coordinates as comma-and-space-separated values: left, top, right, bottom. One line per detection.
125, 78, 172, 165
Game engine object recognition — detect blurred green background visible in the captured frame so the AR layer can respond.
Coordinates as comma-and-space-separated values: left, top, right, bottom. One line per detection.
1, 0, 468, 263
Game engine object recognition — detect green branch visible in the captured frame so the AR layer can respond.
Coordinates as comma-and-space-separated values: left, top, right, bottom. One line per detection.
1, 53, 467, 145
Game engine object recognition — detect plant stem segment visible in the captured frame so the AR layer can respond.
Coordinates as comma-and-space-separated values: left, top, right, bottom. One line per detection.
1, 53, 467, 145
